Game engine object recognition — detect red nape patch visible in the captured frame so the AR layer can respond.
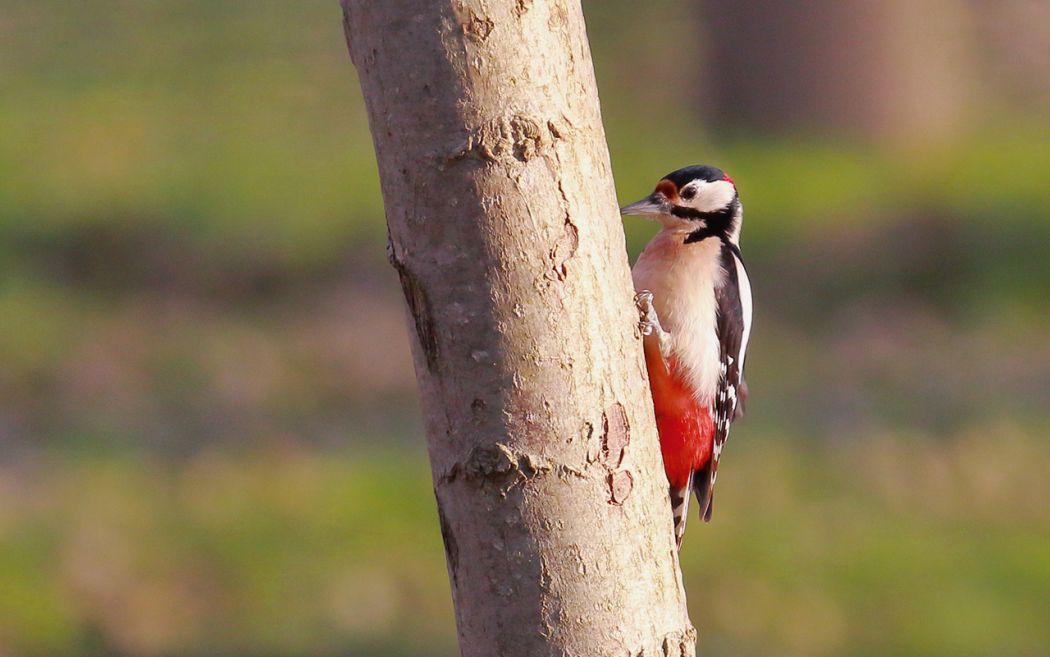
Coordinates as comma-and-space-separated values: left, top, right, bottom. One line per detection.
642, 341, 715, 489
722, 172, 735, 186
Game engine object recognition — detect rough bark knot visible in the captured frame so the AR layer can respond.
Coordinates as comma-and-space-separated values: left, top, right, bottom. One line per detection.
444, 114, 564, 166
440, 443, 551, 488
463, 9, 494, 42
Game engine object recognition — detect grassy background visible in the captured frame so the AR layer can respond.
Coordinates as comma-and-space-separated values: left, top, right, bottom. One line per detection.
1, 2, 1049, 656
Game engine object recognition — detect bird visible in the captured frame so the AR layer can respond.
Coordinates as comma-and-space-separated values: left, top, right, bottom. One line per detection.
621, 164, 752, 549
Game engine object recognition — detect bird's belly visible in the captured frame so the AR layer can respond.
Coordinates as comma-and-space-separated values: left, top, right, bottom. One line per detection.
630, 240, 722, 400
643, 339, 715, 488
661, 308, 720, 404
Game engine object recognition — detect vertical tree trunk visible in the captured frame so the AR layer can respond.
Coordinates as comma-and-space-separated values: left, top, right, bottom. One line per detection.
341, 2, 695, 656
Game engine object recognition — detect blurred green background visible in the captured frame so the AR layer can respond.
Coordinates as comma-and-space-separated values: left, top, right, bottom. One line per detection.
2, 1, 1049, 656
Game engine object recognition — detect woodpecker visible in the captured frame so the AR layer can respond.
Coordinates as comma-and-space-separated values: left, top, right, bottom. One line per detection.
621, 164, 752, 548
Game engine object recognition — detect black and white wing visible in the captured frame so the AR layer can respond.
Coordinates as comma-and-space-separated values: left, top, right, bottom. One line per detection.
694, 242, 752, 522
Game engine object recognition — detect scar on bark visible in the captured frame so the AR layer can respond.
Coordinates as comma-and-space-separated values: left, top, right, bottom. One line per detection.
548, 1, 569, 29
608, 470, 634, 506
388, 241, 438, 372
601, 402, 633, 504
661, 630, 696, 657
601, 402, 630, 468
548, 217, 578, 281
436, 496, 459, 585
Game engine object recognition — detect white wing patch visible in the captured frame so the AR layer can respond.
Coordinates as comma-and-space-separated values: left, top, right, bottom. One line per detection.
703, 246, 750, 517
735, 255, 753, 375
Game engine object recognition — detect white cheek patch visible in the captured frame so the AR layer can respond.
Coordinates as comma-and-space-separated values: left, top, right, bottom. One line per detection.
684, 179, 736, 213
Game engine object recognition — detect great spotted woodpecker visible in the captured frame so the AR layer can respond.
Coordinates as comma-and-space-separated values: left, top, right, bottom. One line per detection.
621, 165, 752, 548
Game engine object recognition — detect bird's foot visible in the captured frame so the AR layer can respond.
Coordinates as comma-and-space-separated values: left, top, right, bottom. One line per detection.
634, 290, 658, 336
634, 290, 672, 373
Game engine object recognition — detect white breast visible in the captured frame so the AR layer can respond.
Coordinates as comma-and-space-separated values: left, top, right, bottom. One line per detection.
632, 229, 725, 404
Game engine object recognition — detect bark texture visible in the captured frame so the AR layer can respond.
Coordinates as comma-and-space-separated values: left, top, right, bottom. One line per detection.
341, 2, 695, 656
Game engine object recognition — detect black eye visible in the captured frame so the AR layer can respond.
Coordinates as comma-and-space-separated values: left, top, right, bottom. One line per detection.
680, 186, 696, 200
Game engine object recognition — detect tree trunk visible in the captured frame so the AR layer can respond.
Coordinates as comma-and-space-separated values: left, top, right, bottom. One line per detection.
341, 2, 695, 656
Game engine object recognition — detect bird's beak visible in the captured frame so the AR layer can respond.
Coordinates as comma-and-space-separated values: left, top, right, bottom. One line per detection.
620, 193, 668, 217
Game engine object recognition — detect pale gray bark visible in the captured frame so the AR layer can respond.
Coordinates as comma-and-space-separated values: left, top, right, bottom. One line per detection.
341, 2, 695, 656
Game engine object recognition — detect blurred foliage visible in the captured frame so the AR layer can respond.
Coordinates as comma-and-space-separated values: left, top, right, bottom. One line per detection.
1, 1, 1049, 656
2, 433, 1049, 657
0, 447, 453, 657
3, 2, 1050, 270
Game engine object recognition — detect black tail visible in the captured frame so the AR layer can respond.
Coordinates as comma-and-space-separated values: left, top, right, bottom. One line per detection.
669, 478, 692, 549
692, 459, 716, 523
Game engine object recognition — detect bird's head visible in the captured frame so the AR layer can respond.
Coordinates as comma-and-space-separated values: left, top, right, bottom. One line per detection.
620, 165, 741, 242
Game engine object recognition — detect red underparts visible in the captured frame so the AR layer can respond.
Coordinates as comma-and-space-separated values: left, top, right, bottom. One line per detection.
643, 340, 714, 489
